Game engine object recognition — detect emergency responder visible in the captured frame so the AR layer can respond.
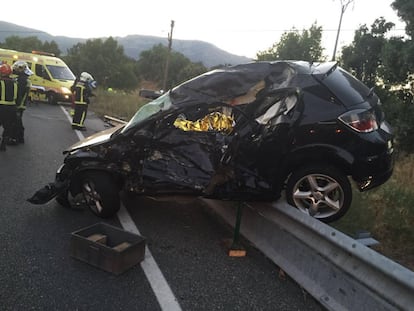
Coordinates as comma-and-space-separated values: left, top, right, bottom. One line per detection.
0, 63, 17, 151
11, 60, 33, 144
69, 76, 79, 117
71, 72, 96, 131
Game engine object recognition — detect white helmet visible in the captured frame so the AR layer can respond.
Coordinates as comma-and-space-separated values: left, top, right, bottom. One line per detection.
12, 60, 33, 76
79, 72, 94, 82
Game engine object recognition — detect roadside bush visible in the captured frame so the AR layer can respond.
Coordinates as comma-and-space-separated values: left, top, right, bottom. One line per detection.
332, 154, 414, 270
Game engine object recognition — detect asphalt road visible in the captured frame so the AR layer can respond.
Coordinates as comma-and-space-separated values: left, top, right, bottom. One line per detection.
0, 102, 323, 310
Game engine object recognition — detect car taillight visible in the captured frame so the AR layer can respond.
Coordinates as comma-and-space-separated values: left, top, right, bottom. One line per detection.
338, 109, 378, 133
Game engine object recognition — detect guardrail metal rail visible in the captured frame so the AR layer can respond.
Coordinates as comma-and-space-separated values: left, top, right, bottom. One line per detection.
200, 199, 414, 311
104, 115, 127, 126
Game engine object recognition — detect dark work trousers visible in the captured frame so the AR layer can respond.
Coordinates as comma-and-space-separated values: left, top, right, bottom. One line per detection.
14, 108, 25, 142
0, 105, 17, 149
13, 76, 30, 143
72, 103, 88, 128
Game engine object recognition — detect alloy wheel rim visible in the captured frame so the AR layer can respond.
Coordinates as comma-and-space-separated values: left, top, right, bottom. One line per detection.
82, 181, 103, 214
292, 173, 344, 219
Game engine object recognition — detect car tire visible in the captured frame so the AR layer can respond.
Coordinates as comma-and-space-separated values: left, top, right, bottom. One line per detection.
56, 190, 86, 210
80, 171, 121, 218
47, 92, 56, 105
286, 165, 352, 223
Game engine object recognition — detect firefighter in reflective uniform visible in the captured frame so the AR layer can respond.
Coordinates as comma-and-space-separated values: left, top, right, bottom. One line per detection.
11, 60, 33, 144
0, 63, 17, 151
71, 72, 96, 131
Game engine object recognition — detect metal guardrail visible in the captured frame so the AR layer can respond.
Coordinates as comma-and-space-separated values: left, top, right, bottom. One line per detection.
199, 199, 414, 311
104, 115, 127, 126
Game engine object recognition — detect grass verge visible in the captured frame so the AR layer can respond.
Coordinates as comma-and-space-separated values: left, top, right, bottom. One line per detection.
90, 89, 148, 121
332, 154, 414, 270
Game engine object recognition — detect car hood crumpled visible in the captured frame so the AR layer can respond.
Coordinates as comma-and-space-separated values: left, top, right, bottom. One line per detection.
64, 124, 124, 153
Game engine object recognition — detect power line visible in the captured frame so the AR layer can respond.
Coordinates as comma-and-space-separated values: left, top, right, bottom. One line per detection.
0, 28, 407, 34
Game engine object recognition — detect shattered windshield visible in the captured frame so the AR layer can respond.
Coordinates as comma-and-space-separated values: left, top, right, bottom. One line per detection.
121, 92, 173, 133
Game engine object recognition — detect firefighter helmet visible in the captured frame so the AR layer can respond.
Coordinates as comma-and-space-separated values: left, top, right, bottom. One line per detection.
12, 60, 33, 76
80, 72, 94, 82
0, 63, 12, 76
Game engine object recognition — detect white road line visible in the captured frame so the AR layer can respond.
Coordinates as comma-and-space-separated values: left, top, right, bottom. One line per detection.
59, 105, 182, 311
60, 105, 84, 141
118, 205, 182, 311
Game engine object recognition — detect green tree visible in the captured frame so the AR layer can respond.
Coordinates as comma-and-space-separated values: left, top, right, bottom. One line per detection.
136, 44, 207, 90
380, 37, 410, 85
391, 0, 414, 74
340, 14, 414, 152
136, 44, 169, 82
256, 23, 324, 62
0, 36, 61, 56
392, 0, 414, 37
64, 37, 138, 90
340, 18, 394, 87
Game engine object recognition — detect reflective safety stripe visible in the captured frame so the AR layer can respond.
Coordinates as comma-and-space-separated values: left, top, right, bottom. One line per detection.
0, 80, 17, 105
72, 110, 87, 127
79, 110, 86, 125
74, 84, 87, 104
17, 91, 28, 109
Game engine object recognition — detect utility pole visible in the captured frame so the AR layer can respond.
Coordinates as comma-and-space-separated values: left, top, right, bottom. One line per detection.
332, 0, 354, 61
162, 20, 174, 91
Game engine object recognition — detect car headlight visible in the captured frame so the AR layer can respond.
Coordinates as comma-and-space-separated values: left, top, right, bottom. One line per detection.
61, 86, 71, 94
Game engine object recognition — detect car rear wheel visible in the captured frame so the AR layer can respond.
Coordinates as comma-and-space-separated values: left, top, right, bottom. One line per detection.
286, 165, 352, 223
80, 171, 121, 218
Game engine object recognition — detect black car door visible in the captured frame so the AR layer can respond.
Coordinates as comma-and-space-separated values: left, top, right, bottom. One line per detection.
139, 91, 301, 199
252, 89, 302, 183
140, 103, 234, 195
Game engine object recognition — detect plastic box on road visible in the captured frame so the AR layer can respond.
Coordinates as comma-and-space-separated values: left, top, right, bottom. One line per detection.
70, 223, 146, 275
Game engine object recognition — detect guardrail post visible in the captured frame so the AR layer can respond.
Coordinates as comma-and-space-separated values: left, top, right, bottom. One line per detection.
228, 201, 246, 257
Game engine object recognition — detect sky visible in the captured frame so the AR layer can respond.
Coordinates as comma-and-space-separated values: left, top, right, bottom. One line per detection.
1, 0, 406, 59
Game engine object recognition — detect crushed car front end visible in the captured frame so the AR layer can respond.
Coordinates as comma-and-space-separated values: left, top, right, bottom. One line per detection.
28, 124, 126, 205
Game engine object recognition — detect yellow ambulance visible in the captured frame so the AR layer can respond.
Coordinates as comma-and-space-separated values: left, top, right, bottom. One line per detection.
0, 48, 76, 104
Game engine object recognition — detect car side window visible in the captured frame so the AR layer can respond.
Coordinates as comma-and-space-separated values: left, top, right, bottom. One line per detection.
255, 93, 298, 126
35, 64, 51, 80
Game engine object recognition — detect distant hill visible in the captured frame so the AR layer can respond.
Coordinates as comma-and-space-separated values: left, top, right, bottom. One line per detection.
0, 21, 252, 68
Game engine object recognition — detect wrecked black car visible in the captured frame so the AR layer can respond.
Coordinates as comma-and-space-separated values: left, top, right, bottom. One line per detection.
28, 61, 394, 222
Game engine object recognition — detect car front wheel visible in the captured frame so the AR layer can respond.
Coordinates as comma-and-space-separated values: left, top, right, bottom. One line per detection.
286, 165, 352, 223
47, 92, 57, 105
80, 171, 121, 218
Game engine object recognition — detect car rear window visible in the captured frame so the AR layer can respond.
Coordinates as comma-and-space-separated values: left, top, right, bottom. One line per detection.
321, 68, 370, 107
